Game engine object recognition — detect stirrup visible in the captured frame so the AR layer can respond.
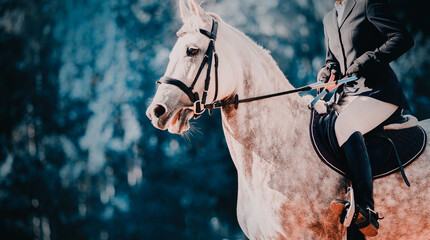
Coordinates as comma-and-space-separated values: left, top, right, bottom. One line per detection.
343, 187, 355, 227
330, 187, 355, 227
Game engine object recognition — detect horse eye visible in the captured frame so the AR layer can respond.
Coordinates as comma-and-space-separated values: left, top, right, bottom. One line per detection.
187, 47, 200, 56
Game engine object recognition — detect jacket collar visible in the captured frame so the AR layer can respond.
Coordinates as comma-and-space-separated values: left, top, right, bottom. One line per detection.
338, 0, 356, 28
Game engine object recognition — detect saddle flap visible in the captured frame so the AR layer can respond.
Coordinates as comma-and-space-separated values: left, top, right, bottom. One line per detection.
310, 110, 427, 180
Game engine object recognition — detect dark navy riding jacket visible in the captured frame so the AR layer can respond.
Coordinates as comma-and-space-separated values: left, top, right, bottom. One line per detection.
323, 0, 414, 110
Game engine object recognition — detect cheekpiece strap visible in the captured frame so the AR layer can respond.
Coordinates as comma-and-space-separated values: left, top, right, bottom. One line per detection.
199, 19, 218, 40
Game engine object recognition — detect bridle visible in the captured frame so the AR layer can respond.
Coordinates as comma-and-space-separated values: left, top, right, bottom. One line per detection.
156, 18, 359, 119
157, 19, 220, 119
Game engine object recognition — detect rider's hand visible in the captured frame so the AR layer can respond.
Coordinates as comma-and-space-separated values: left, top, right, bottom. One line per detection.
317, 66, 331, 83
318, 62, 339, 83
346, 61, 362, 77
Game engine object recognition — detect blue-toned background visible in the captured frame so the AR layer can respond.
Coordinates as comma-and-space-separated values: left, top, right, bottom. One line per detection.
1, 0, 428, 239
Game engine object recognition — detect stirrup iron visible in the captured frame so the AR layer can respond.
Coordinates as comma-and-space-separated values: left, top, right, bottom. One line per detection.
343, 187, 355, 227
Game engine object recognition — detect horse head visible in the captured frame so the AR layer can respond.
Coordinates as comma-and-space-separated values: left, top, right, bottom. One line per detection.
146, 0, 235, 134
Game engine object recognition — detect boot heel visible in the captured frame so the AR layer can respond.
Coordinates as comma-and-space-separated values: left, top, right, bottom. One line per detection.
355, 207, 380, 237
359, 223, 378, 237
330, 199, 348, 216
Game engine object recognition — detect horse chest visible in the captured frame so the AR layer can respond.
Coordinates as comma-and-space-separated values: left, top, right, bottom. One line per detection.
236, 187, 342, 239
235, 165, 340, 239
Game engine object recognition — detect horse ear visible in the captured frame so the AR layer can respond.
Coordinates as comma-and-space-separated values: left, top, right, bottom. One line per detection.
179, 0, 191, 22
187, 0, 211, 23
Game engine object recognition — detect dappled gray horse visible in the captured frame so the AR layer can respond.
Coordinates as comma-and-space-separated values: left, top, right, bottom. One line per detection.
146, 0, 430, 239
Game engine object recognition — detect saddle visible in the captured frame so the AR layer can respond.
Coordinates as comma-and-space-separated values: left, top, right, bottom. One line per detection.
309, 109, 427, 185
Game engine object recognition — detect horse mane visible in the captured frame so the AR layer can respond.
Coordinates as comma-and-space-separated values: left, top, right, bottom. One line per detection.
216, 15, 288, 88
177, 10, 276, 72
208, 12, 221, 22
222, 21, 278, 68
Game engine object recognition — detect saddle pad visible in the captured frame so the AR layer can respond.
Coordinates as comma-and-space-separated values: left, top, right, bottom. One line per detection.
309, 110, 427, 179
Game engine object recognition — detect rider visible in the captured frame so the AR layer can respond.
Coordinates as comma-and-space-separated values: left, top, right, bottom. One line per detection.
317, 0, 414, 236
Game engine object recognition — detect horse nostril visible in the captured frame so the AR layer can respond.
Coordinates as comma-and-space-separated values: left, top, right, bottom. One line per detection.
153, 104, 166, 118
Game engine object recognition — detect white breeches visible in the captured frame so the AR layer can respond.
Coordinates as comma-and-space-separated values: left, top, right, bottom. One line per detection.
335, 96, 398, 146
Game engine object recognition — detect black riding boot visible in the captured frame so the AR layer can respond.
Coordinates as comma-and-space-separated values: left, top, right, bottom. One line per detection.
330, 131, 380, 237
343, 131, 374, 210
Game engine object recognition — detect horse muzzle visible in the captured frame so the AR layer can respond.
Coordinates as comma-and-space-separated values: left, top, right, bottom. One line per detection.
146, 103, 169, 130
146, 103, 193, 134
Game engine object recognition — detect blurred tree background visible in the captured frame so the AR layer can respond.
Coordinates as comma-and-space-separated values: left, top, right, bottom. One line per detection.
0, 0, 428, 239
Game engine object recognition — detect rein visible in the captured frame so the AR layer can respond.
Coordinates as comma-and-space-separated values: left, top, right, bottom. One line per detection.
157, 19, 358, 118
203, 77, 357, 111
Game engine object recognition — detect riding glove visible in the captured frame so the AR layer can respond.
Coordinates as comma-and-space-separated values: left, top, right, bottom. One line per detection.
317, 67, 331, 83
317, 62, 340, 83
346, 61, 362, 77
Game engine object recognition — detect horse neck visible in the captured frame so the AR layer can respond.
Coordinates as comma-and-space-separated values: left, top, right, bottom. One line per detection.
218, 23, 329, 189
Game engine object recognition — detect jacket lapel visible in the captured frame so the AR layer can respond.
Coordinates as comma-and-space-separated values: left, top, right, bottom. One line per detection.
330, 9, 338, 29
326, 9, 340, 46
325, 9, 345, 72
339, 0, 356, 28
